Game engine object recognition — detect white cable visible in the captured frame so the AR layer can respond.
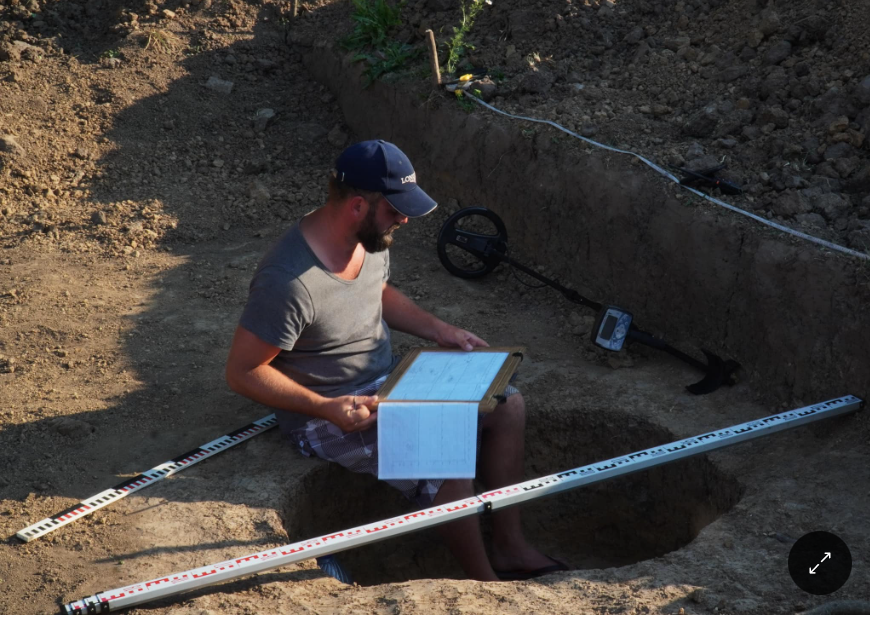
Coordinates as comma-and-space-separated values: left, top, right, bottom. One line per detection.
463, 92, 870, 261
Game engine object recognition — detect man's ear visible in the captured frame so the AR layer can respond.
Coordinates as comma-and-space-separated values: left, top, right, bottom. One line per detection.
349, 195, 368, 219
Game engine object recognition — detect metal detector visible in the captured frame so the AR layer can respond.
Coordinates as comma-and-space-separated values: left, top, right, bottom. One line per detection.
436, 207, 740, 394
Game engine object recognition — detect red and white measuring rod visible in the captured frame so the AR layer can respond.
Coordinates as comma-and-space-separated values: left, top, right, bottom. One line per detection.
63, 395, 863, 615
16, 415, 278, 542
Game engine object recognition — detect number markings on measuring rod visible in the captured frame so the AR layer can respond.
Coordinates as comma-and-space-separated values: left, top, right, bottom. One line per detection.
62, 396, 862, 614
16, 415, 278, 542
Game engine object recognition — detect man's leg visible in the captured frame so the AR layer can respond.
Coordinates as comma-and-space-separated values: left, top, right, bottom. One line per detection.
432, 479, 499, 581
478, 393, 561, 573
432, 393, 561, 580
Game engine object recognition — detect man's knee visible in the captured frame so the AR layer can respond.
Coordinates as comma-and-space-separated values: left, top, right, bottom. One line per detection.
484, 392, 525, 431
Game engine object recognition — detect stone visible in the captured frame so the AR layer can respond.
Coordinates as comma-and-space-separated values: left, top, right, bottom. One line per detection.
623, 26, 644, 45
812, 192, 850, 220
684, 105, 718, 138
248, 180, 270, 202
468, 77, 497, 102
686, 142, 705, 160
833, 157, 859, 178
663, 36, 690, 52
747, 30, 765, 49
795, 212, 827, 228
758, 9, 781, 37
828, 116, 849, 134
772, 191, 811, 217
758, 106, 789, 129
759, 68, 788, 99
718, 65, 748, 82
813, 86, 856, 122
294, 123, 329, 142
327, 125, 348, 148
255, 58, 279, 72
519, 66, 555, 94
48, 417, 95, 439
854, 75, 870, 105
847, 222, 870, 251
0, 40, 41, 62
0, 135, 24, 155
252, 108, 276, 132
824, 142, 853, 161
91, 211, 107, 225
205, 76, 234, 94
685, 154, 721, 172
763, 40, 791, 65
161, 9, 176, 19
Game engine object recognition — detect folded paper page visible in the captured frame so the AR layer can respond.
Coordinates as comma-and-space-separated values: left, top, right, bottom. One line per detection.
378, 402, 479, 479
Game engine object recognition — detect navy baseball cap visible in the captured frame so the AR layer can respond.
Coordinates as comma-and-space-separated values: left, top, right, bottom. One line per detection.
335, 140, 437, 218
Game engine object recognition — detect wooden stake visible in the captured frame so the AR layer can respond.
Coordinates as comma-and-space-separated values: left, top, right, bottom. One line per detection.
425, 29, 441, 88
292, 0, 299, 18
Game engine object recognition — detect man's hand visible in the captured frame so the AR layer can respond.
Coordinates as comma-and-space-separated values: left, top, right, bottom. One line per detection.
323, 394, 379, 433
435, 324, 489, 351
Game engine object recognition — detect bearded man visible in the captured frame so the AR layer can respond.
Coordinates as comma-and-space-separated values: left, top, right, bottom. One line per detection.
225, 140, 567, 581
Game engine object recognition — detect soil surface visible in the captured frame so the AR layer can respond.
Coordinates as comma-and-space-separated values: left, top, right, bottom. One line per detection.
1, 0, 869, 614
295, 0, 870, 255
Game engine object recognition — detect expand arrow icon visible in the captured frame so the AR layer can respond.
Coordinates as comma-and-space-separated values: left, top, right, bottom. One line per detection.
809, 551, 833, 573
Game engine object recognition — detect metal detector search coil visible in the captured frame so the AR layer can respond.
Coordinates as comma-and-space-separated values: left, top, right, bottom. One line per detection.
593, 306, 632, 352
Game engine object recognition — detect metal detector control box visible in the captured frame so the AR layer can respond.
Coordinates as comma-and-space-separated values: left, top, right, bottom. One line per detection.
592, 306, 632, 351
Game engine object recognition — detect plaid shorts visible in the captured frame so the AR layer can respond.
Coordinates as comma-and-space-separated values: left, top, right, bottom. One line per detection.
290, 374, 519, 508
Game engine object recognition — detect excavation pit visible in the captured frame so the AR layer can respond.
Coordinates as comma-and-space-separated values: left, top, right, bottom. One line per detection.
282, 407, 743, 586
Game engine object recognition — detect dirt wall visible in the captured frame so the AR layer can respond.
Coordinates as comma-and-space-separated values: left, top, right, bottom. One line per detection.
300, 39, 870, 406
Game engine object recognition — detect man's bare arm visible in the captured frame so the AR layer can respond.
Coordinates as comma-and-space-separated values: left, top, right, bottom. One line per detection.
381, 283, 488, 350
225, 325, 377, 432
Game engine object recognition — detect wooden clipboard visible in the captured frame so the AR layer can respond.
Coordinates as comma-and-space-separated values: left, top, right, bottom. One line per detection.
377, 346, 525, 412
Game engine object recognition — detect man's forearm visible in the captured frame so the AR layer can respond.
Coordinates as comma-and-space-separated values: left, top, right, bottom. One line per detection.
227, 363, 330, 419
382, 283, 447, 342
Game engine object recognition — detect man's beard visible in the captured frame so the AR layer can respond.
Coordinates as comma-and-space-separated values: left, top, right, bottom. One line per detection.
357, 201, 399, 253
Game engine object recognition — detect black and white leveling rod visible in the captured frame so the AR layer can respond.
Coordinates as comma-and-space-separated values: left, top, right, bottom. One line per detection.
15, 415, 278, 542
63, 395, 862, 614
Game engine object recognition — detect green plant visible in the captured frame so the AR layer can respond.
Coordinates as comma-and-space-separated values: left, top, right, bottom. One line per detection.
342, 0, 403, 51
444, 0, 491, 74
100, 49, 120, 59
454, 89, 476, 112
356, 40, 420, 87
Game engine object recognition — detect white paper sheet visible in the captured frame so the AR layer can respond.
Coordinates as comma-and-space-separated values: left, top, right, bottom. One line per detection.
387, 351, 510, 401
377, 402, 479, 480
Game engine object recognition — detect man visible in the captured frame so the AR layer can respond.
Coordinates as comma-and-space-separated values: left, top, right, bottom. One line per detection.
225, 139, 567, 581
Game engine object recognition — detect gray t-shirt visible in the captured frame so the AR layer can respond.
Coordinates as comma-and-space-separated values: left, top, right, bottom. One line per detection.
239, 222, 396, 432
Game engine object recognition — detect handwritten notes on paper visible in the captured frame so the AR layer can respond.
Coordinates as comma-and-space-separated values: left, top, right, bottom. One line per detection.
377, 350, 512, 480
377, 402, 478, 479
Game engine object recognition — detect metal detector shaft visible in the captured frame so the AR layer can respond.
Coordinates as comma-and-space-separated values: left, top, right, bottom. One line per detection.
627, 329, 710, 373
63, 395, 862, 614
498, 253, 602, 312
501, 255, 723, 375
